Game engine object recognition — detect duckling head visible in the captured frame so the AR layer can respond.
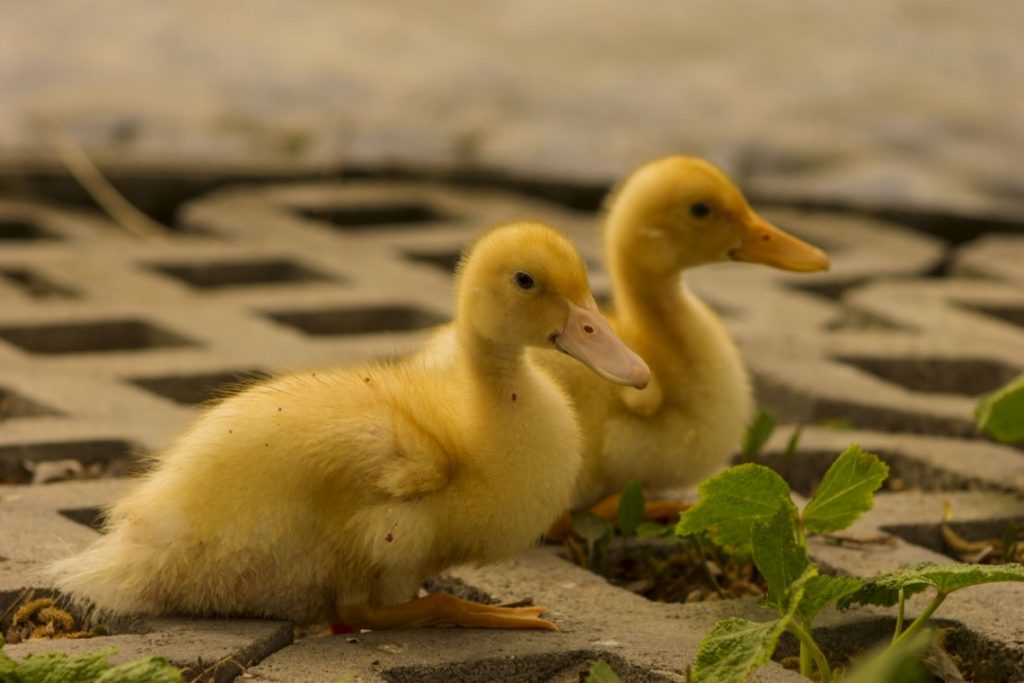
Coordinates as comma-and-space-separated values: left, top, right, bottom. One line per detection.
457, 221, 649, 388
606, 156, 829, 275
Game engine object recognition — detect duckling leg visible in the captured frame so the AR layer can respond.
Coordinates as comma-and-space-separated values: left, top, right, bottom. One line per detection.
545, 494, 690, 541
642, 499, 690, 521
336, 594, 557, 631
589, 492, 690, 524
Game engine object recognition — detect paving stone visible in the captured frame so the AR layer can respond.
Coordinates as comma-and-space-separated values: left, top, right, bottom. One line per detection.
2, 1, 1024, 221
4, 617, 292, 683
952, 234, 1024, 286
1, 176, 1022, 680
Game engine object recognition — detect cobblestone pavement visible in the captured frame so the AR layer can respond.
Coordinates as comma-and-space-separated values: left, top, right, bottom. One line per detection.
0, 173, 1022, 680
2, 1, 1024, 223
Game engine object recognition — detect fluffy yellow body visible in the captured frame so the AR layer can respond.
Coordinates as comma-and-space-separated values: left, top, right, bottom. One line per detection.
52, 222, 648, 628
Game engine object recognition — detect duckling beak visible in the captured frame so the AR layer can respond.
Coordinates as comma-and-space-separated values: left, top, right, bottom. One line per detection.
553, 301, 650, 389
729, 211, 830, 272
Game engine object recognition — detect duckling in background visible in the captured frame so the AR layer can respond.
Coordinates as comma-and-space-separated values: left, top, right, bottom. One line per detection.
540, 156, 829, 526
51, 222, 649, 631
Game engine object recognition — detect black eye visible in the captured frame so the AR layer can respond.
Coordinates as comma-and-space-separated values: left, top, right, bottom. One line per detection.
690, 203, 711, 218
514, 271, 535, 290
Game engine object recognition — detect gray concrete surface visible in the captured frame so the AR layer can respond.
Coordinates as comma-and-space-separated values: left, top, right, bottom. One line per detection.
1, 1, 1023, 221
1, 4, 1023, 676
1, 176, 1022, 680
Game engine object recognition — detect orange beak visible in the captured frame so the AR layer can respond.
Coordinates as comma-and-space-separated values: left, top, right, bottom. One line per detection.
729, 212, 830, 272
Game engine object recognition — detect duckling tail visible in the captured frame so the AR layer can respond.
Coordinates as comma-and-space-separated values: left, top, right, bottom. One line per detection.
48, 531, 162, 616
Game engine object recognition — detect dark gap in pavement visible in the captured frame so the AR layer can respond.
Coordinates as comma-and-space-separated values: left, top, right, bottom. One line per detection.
836, 356, 1020, 397
0, 268, 78, 298
384, 650, 670, 683
742, 448, 1003, 496
0, 388, 61, 420
58, 506, 107, 533
0, 218, 57, 241
404, 249, 462, 274
774, 617, 1019, 683
753, 196, 1024, 247
962, 303, 1024, 330
149, 258, 333, 289
0, 440, 139, 484
882, 517, 1024, 562
0, 319, 195, 354
4, 163, 1020, 246
129, 369, 270, 406
297, 201, 451, 230
265, 304, 448, 336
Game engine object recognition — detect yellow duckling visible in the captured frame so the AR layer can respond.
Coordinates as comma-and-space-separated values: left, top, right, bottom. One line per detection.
539, 156, 829, 521
51, 221, 649, 631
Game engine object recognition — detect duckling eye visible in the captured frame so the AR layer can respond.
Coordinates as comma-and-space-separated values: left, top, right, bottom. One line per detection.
690, 203, 711, 219
513, 271, 535, 290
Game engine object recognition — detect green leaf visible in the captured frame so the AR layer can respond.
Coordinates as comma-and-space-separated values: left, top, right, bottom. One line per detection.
573, 511, 613, 544
0, 637, 182, 683
742, 409, 776, 459
635, 521, 673, 539
1001, 522, 1019, 563
841, 628, 933, 683
0, 637, 16, 680
975, 374, 1024, 444
802, 445, 888, 535
573, 510, 613, 562
797, 575, 862, 623
96, 656, 183, 683
751, 507, 810, 613
584, 659, 623, 683
690, 618, 785, 683
782, 425, 803, 461
14, 648, 116, 683
691, 566, 814, 683
676, 464, 795, 556
617, 480, 645, 538
841, 562, 1024, 608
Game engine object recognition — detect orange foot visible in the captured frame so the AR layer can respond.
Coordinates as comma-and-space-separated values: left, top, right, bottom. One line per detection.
336, 593, 557, 631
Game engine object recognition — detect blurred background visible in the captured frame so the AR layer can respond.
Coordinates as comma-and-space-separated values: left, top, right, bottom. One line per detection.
1, 0, 1022, 226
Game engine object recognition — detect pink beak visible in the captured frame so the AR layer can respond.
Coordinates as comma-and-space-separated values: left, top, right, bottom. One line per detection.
553, 301, 650, 389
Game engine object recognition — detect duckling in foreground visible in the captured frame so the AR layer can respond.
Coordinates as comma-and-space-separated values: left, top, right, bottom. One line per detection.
51, 222, 649, 631
540, 156, 829, 525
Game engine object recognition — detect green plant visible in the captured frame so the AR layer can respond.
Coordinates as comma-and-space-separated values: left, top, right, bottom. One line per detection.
975, 373, 1024, 444
616, 479, 645, 542
677, 445, 1024, 682
584, 659, 623, 683
0, 635, 182, 683
839, 628, 933, 683
568, 479, 769, 603
570, 478, 648, 568
571, 509, 614, 570
741, 408, 802, 462
741, 408, 776, 460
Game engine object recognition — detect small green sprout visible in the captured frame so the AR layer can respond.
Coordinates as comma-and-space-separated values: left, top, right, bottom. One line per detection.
572, 510, 613, 569
0, 636, 183, 683
616, 479, 645, 541
678, 444, 1024, 682
975, 374, 1024, 443
584, 659, 623, 683
741, 409, 776, 460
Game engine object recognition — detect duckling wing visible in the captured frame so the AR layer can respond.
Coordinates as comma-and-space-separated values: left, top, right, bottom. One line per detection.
373, 407, 456, 500
621, 373, 664, 417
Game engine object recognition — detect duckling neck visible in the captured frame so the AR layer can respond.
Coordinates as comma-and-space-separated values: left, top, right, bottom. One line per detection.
454, 325, 527, 393
610, 260, 690, 329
